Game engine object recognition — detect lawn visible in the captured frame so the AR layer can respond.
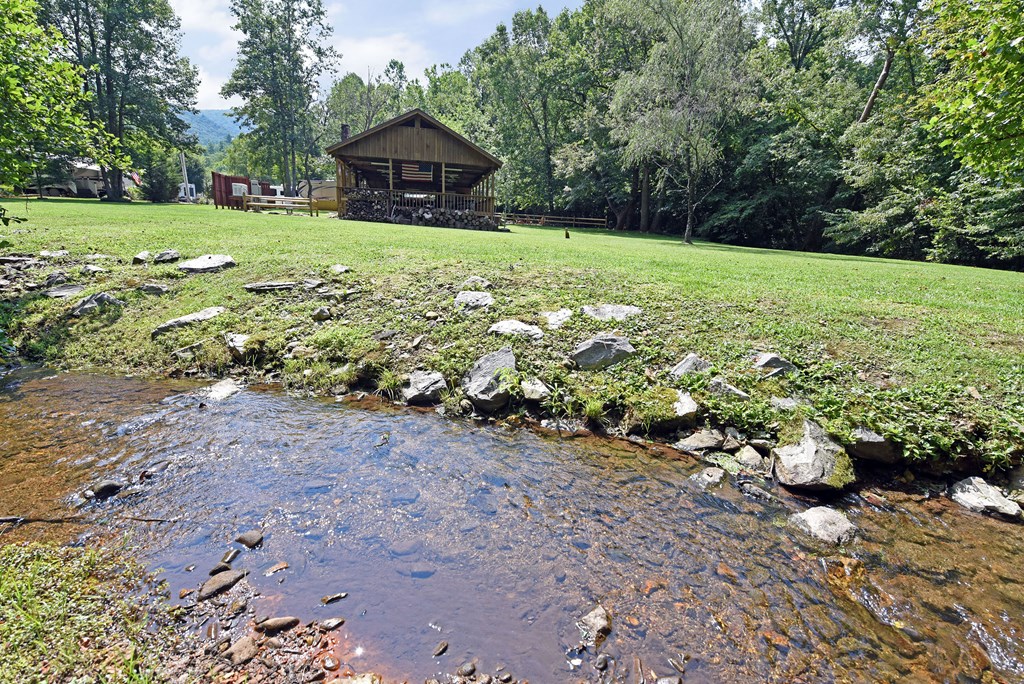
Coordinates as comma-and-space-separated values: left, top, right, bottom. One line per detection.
2, 197, 1022, 469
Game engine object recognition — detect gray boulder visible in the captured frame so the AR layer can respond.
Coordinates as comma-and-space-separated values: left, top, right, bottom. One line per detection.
138, 283, 169, 296
735, 444, 770, 474
672, 391, 700, 425
151, 306, 225, 338
461, 347, 516, 412
582, 304, 642, 321
153, 249, 180, 263
312, 306, 332, 321
540, 308, 573, 329
950, 477, 1022, 518
709, 376, 750, 401
402, 371, 446, 404
488, 319, 544, 341
454, 290, 494, 311
71, 292, 124, 317
520, 378, 551, 401
675, 429, 725, 452
132, 251, 150, 264
460, 275, 491, 289
790, 506, 857, 545
670, 353, 712, 376
45, 283, 85, 299
178, 254, 236, 273
847, 427, 901, 464
571, 335, 635, 370
773, 420, 856, 491
224, 333, 251, 361
690, 466, 726, 489
753, 352, 796, 374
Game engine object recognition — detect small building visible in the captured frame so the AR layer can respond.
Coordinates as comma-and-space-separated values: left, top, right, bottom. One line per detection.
326, 109, 502, 228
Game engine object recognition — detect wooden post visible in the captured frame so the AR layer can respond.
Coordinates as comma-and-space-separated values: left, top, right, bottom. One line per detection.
441, 162, 446, 209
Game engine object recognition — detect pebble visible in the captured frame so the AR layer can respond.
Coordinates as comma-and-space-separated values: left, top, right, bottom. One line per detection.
198, 569, 247, 600
320, 617, 345, 631
594, 654, 609, 671
433, 640, 448, 657
208, 562, 231, 576
256, 616, 300, 633
322, 655, 340, 671
221, 548, 239, 564
235, 529, 264, 548
456, 662, 476, 676
321, 592, 348, 604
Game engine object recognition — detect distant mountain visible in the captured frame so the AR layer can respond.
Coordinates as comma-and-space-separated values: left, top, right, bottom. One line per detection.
184, 110, 246, 149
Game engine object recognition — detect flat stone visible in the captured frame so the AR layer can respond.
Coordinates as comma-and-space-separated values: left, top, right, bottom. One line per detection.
132, 251, 150, 264
330, 264, 351, 274
670, 352, 712, 376
138, 282, 169, 296
774, 420, 856, 492
571, 335, 635, 370
520, 378, 551, 401
460, 275, 491, 289
178, 254, 236, 273
80, 265, 107, 275
70, 292, 123, 316
153, 249, 180, 263
582, 304, 642, 321
256, 616, 300, 633
40, 249, 69, 258
198, 569, 247, 600
43, 271, 67, 287
207, 379, 242, 401
488, 319, 543, 341
847, 427, 901, 464
86, 480, 123, 500
224, 333, 250, 361
753, 352, 796, 374
224, 635, 258, 665
171, 342, 204, 360
244, 281, 298, 292
675, 429, 725, 452
672, 391, 699, 425
454, 290, 494, 310
540, 308, 573, 329
151, 306, 225, 338
235, 529, 264, 548
790, 506, 857, 545
951, 477, 1022, 518
320, 617, 346, 631
578, 604, 612, 647
403, 370, 446, 404
461, 347, 516, 412
44, 283, 85, 299
709, 376, 750, 401
690, 466, 726, 489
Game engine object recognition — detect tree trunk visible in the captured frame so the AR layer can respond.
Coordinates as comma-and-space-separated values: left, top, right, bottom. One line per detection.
651, 181, 667, 233
683, 174, 694, 244
639, 165, 650, 233
859, 48, 894, 124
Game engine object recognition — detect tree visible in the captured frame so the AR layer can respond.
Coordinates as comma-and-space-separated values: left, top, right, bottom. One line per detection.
608, 0, 750, 242
39, 0, 198, 199
922, 0, 1024, 179
0, 0, 110, 189
223, 0, 338, 194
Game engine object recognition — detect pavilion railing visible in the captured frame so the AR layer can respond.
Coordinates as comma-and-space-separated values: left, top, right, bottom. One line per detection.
340, 187, 495, 216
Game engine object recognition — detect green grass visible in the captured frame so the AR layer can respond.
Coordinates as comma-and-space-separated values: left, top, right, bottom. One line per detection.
0, 542, 170, 683
2, 197, 1023, 469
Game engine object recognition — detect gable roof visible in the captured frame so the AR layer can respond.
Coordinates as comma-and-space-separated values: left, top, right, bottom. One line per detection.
325, 108, 502, 168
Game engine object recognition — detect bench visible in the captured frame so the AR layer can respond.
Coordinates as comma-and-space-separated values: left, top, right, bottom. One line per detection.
242, 194, 319, 217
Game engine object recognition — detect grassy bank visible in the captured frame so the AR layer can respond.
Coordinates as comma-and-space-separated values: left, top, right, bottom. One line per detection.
1, 198, 1022, 470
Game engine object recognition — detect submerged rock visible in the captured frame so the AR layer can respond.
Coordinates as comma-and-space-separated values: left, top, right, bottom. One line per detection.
235, 529, 264, 548
70, 292, 123, 317
847, 427, 901, 464
571, 335, 635, 370
488, 319, 544, 341
670, 352, 712, 376
578, 604, 612, 647
774, 420, 856, 492
540, 308, 573, 329
207, 379, 242, 401
790, 506, 857, 545
85, 480, 123, 500
403, 370, 446, 404
950, 477, 1022, 518
690, 466, 726, 489
462, 347, 516, 412
454, 290, 494, 311
178, 254, 236, 273
151, 306, 225, 338
198, 569, 247, 600
582, 304, 642, 321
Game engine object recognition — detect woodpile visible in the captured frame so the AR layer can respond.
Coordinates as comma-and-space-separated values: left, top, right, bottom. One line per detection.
342, 189, 504, 232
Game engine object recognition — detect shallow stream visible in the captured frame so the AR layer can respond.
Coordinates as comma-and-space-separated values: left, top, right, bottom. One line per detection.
1, 368, 1022, 682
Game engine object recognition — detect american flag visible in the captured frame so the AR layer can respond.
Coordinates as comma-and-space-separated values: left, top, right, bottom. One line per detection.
130, 171, 142, 185
401, 162, 433, 182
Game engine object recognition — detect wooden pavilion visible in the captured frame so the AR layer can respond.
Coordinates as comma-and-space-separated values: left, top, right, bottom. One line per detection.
326, 109, 502, 220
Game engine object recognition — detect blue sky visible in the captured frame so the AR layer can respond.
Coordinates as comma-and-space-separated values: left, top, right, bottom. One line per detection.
169, 0, 583, 109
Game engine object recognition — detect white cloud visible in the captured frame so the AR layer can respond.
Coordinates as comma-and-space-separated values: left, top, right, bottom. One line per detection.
422, 0, 515, 27
335, 33, 435, 82
195, 66, 242, 109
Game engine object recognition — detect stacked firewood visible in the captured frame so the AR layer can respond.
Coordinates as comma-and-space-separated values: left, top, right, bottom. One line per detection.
342, 188, 503, 232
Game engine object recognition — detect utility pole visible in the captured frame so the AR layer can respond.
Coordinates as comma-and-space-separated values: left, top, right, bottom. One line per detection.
179, 151, 191, 202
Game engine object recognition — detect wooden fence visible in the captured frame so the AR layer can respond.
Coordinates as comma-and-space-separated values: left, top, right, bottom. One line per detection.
498, 212, 608, 229
341, 188, 495, 216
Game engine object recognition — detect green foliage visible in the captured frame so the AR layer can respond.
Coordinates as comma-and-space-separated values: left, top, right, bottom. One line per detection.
308, 324, 376, 363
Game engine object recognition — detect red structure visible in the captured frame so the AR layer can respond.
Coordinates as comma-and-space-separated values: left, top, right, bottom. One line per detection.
211, 171, 271, 210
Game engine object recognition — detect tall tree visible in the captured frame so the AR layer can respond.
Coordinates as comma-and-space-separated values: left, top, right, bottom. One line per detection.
223, 0, 338, 194
39, 0, 198, 199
